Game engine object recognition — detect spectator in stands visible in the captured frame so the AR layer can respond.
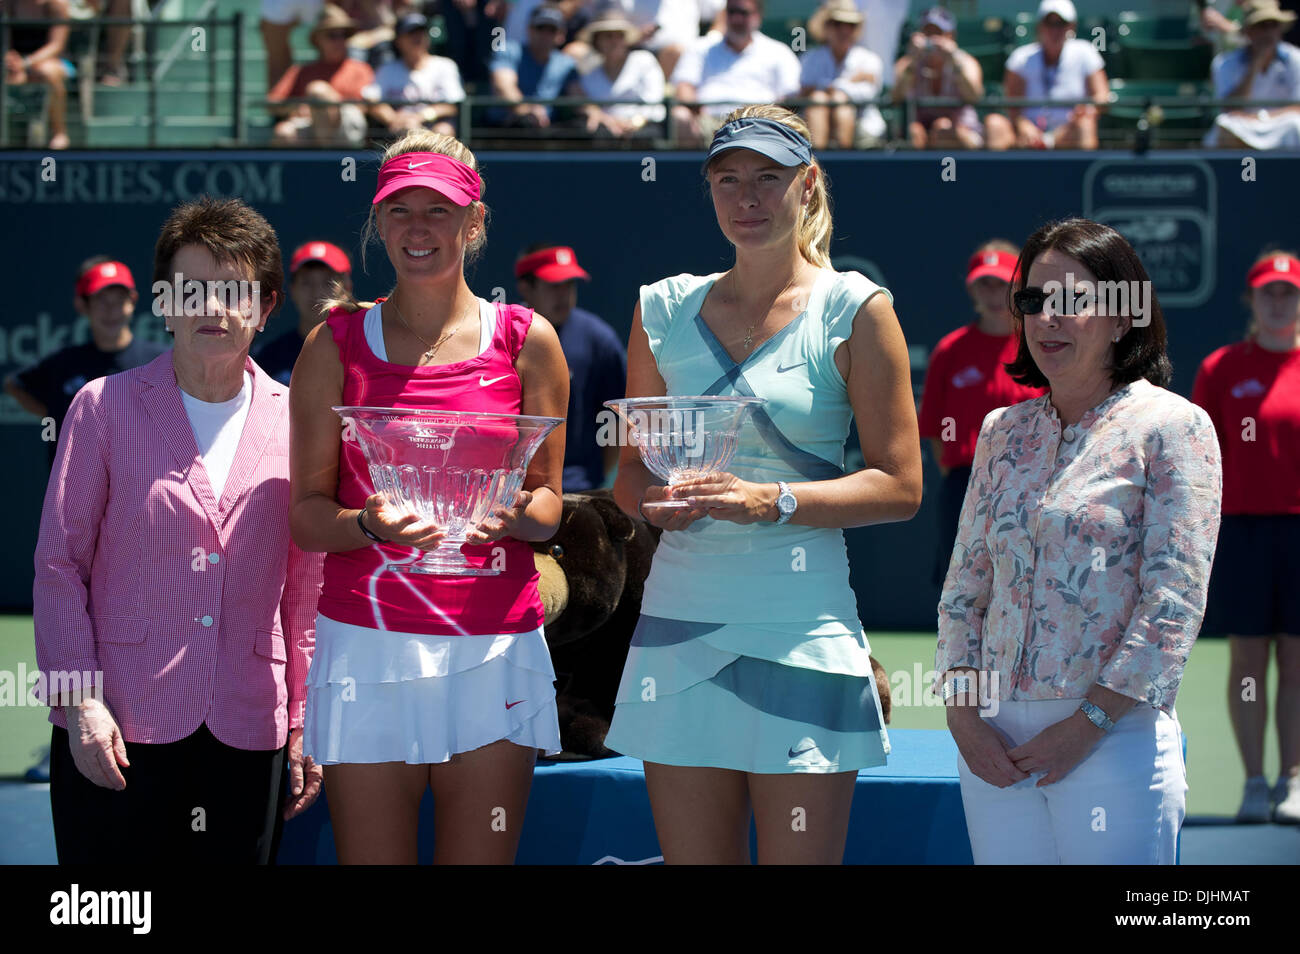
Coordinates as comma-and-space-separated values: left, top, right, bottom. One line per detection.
1192, 249, 1300, 825
1002, 0, 1108, 149
575, 7, 667, 137
1201, 0, 1252, 56
35, 198, 326, 864
892, 6, 995, 149
4, 0, 73, 149
612, 0, 705, 79
670, 0, 800, 146
853, 0, 910, 87
255, 241, 354, 387
489, 4, 582, 128
363, 12, 465, 137
504, 0, 594, 57
938, 217, 1221, 864
94, 0, 131, 87
261, 0, 326, 90
916, 240, 1044, 587
1207, 0, 1300, 148
801, 0, 886, 149
5, 257, 166, 469
268, 5, 376, 146
515, 243, 625, 491
441, 0, 509, 87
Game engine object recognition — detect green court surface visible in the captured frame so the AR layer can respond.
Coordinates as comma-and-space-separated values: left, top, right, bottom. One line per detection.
0, 617, 1281, 817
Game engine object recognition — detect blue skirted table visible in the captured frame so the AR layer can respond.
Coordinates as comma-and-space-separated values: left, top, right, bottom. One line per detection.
276, 727, 975, 864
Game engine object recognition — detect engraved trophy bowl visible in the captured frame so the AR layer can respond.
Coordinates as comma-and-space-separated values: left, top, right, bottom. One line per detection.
602, 396, 766, 510
334, 406, 563, 575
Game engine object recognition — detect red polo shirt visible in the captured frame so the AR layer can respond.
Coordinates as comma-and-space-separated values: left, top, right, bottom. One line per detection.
1192, 340, 1300, 515
918, 323, 1046, 470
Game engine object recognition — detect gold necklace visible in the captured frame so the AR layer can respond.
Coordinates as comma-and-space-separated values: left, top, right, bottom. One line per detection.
733, 267, 803, 353
389, 295, 471, 363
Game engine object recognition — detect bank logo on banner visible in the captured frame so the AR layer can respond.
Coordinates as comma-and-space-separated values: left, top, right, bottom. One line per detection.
1082, 159, 1216, 308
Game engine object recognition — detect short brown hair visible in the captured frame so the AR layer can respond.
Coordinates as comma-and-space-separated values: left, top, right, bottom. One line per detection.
152, 196, 284, 332
1005, 217, 1172, 389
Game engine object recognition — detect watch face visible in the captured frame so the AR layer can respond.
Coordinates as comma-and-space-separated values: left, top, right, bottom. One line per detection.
778, 494, 796, 514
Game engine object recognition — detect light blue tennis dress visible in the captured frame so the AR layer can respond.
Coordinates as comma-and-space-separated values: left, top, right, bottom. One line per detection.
603, 268, 893, 774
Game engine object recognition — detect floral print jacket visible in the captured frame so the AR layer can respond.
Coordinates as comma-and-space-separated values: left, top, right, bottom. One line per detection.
935, 379, 1223, 712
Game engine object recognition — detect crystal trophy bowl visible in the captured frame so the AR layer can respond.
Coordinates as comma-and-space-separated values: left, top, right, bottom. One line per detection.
334, 406, 563, 575
603, 396, 766, 510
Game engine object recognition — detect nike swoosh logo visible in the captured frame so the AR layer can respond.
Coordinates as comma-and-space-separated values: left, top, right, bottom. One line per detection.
776, 362, 806, 373
408, 160, 433, 168
788, 744, 817, 757
480, 374, 509, 386
505, 699, 526, 709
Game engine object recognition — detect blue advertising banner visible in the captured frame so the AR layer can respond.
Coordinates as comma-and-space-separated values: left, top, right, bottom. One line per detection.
1, 149, 1290, 626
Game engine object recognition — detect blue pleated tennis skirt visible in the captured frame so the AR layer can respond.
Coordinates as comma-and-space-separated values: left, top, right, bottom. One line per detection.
604, 615, 890, 774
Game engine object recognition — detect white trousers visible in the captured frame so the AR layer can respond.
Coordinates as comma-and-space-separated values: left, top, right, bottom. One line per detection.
957, 698, 1187, 864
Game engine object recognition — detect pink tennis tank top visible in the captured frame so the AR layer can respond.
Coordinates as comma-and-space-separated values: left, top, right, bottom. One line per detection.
317, 298, 544, 636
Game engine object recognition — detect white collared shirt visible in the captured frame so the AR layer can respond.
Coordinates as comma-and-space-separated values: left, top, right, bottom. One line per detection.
671, 31, 802, 117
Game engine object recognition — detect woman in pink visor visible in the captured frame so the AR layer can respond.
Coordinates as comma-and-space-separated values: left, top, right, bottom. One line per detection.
289, 130, 569, 864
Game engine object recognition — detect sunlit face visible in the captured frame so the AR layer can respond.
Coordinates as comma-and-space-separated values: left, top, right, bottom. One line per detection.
724, 1, 760, 41
395, 28, 427, 63
1022, 248, 1126, 390
1245, 19, 1284, 49
519, 276, 577, 325
968, 275, 1011, 320
1251, 280, 1300, 340
592, 30, 628, 57
825, 19, 860, 56
1037, 14, 1072, 55
708, 148, 813, 254
314, 29, 351, 62
164, 243, 269, 361
379, 186, 481, 282
79, 284, 137, 340
291, 263, 350, 325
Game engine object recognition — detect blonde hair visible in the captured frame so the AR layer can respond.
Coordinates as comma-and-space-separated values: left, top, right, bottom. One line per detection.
323, 130, 489, 314
711, 105, 832, 269
974, 238, 1019, 256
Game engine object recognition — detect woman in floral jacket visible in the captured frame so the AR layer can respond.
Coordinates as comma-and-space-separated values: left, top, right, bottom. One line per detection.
935, 217, 1222, 864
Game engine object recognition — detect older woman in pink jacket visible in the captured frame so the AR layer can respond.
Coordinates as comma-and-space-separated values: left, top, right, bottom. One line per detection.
935, 218, 1222, 864
33, 197, 325, 864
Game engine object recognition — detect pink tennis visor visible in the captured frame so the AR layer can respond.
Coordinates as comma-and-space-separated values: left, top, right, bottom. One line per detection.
373, 152, 482, 207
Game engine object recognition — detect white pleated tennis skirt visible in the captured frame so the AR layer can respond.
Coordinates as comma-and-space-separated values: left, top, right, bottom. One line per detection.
303, 613, 562, 765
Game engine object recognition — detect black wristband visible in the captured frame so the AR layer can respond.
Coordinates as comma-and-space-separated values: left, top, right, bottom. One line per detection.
356, 507, 385, 543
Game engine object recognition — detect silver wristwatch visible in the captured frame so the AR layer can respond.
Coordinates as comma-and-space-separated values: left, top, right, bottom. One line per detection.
1079, 700, 1115, 732
774, 481, 797, 524
941, 675, 974, 702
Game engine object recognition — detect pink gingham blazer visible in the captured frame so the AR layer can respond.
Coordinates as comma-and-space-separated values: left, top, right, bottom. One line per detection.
33, 349, 324, 750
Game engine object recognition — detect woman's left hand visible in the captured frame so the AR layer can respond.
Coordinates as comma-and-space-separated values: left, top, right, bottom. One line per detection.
283, 727, 324, 820
668, 473, 776, 525
1006, 712, 1107, 786
465, 490, 534, 546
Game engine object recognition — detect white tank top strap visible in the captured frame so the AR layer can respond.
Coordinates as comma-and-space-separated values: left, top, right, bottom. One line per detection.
363, 299, 495, 362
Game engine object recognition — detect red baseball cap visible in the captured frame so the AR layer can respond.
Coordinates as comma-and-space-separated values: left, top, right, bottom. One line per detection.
290, 240, 352, 275
966, 249, 1017, 284
76, 260, 135, 298
1247, 254, 1300, 289
514, 246, 590, 283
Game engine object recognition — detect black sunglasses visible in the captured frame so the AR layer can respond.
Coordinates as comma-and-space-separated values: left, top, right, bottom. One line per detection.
1013, 287, 1047, 314
1014, 285, 1099, 316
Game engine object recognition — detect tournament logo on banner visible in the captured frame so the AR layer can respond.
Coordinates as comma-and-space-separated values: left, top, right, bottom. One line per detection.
1082, 159, 1216, 308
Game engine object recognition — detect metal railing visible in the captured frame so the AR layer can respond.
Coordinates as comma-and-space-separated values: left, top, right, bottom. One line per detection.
3, 13, 1296, 150
0, 13, 242, 148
